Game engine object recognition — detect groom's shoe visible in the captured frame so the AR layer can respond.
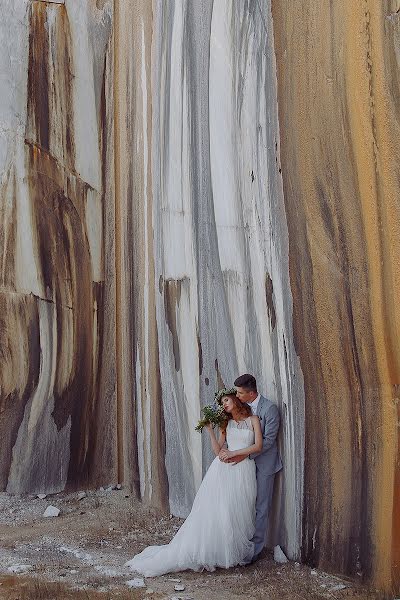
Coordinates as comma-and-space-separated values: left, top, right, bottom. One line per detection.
242, 553, 260, 566
249, 553, 261, 565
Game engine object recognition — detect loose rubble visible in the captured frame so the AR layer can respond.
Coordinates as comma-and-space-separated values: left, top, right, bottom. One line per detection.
126, 577, 146, 588
273, 544, 288, 563
43, 505, 60, 518
0, 490, 378, 599
7, 564, 32, 574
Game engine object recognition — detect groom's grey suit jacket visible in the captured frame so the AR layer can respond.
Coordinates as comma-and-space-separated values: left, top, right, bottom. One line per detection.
249, 395, 282, 475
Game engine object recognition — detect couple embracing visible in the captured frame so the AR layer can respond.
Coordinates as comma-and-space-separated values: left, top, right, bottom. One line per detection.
126, 374, 282, 576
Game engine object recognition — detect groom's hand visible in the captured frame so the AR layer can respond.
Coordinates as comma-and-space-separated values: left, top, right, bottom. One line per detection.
218, 449, 233, 462
226, 455, 247, 465
218, 449, 226, 462
218, 450, 247, 464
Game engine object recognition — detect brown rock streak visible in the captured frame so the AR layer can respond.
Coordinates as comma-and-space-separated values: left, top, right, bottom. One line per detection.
26, 145, 96, 487
27, 2, 75, 169
271, 0, 400, 592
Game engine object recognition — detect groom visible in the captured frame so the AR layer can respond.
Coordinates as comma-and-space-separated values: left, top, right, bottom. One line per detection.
225, 373, 282, 564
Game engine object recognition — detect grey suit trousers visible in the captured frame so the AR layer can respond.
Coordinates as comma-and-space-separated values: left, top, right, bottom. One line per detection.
246, 395, 282, 560
252, 470, 275, 557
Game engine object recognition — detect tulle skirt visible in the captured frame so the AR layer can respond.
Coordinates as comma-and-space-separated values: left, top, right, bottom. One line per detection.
125, 456, 256, 576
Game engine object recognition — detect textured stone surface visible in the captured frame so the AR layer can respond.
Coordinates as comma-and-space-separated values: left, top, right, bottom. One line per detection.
0, 0, 398, 594
0, 0, 115, 495
271, 0, 400, 593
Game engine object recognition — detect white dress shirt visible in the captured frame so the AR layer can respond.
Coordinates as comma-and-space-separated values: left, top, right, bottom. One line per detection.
249, 394, 261, 415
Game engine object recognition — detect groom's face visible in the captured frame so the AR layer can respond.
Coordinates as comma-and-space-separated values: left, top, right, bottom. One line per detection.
235, 386, 257, 403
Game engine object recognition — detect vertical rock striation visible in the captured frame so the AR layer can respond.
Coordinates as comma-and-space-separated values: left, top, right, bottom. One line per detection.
0, 0, 115, 493
271, 0, 400, 592
113, 0, 169, 508
149, 3, 303, 556
0, 0, 398, 593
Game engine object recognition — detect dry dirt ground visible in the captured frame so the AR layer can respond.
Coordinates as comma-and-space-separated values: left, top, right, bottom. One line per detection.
0, 489, 383, 600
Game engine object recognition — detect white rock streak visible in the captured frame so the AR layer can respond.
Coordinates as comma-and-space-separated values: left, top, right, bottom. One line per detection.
0, 0, 305, 561
151, 1, 304, 556
141, 19, 152, 502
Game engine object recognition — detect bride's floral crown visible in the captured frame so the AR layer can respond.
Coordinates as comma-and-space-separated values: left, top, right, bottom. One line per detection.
214, 387, 237, 405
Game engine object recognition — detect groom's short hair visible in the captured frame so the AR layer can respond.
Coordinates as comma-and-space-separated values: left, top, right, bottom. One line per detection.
234, 374, 257, 392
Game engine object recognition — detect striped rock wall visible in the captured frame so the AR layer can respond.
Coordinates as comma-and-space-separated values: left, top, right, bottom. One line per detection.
0, 0, 398, 594
272, 0, 400, 591
0, 0, 116, 494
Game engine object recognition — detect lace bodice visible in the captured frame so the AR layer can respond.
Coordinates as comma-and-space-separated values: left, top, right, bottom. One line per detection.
226, 418, 255, 452
229, 416, 254, 430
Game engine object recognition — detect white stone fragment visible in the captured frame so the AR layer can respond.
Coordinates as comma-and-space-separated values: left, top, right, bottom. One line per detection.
7, 564, 32, 574
174, 584, 185, 591
311, 569, 318, 575
59, 546, 93, 563
126, 578, 146, 588
37, 494, 47, 499
273, 545, 289, 563
331, 584, 347, 591
94, 565, 118, 577
43, 505, 60, 517
77, 491, 86, 500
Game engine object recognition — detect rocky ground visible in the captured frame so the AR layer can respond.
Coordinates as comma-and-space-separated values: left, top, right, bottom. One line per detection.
0, 489, 382, 599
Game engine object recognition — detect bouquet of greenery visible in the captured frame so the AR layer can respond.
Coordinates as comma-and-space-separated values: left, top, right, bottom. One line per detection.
195, 387, 236, 432
195, 402, 227, 432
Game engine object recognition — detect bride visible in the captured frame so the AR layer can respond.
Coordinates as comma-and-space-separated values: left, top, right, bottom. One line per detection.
125, 389, 263, 576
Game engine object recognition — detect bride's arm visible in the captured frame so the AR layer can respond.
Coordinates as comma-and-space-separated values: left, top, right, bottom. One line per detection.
206, 424, 226, 456
220, 416, 262, 459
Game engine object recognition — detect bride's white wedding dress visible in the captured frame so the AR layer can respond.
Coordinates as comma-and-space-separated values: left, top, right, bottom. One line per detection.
125, 418, 257, 576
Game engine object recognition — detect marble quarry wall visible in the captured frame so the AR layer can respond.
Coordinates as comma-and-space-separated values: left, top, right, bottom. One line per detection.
0, 0, 398, 594
272, 0, 400, 592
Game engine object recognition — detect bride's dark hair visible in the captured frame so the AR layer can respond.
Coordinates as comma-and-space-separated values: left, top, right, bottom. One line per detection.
221, 394, 252, 434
